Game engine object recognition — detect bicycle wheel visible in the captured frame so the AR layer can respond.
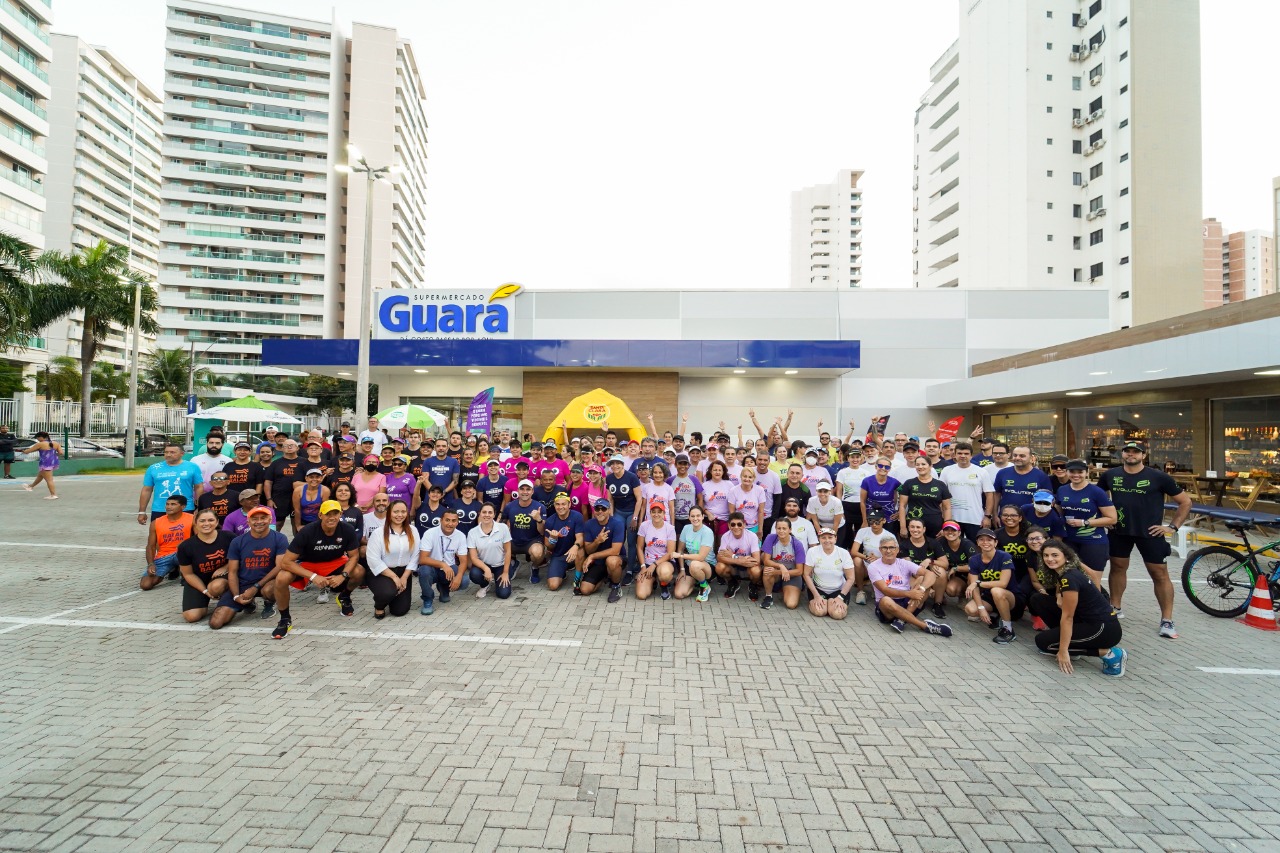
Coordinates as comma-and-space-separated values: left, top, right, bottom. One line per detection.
1182, 545, 1258, 618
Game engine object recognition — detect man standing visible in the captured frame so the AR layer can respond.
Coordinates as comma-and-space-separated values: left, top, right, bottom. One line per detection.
628, 437, 661, 475
939, 442, 994, 541
1100, 440, 1191, 638
0, 422, 16, 479
357, 417, 387, 455
222, 441, 264, 496
271, 500, 362, 637
424, 438, 460, 498
137, 443, 203, 525
264, 438, 304, 535
184, 432, 231, 487
987, 446, 1052, 519
531, 440, 569, 485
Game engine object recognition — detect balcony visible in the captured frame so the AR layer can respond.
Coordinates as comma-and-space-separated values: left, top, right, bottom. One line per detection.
174, 120, 307, 143
185, 228, 303, 245
176, 14, 326, 44
0, 77, 46, 120
185, 290, 301, 306
187, 312, 301, 328
0, 120, 42, 156
185, 249, 301, 265
188, 163, 302, 183
186, 270, 301, 284
0, 167, 42, 195
190, 79, 306, 102
183, 206, 302, 224
188, 142, 304, 163
190, 38, 307, 62
189, 100, 304, 123
0, 0, 49, 44
0, 38, 46, 82
187, 185, 300, 203
190, 58, 306, 83
0, 200, 39, 231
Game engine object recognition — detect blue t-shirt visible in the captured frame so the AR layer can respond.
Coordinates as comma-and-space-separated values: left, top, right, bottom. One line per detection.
859, 475, 901, 517
424, 455, 460, 490
228, 530, 290, 579
1018, 504, 1069, 540
542, 510, 584, 557
993, 468, 1054, 509
972, 454, 994, 467
969, 549, 1015, 587
605, 471, 642, 513
143, 460, 203, 512
678, 523, 716, 565
502, 499, 541, 546
583, 514, 626, 555
1056, 483, 1114, 541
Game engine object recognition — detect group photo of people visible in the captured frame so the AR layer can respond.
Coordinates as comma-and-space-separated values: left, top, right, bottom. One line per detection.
132, 407, 1194, 678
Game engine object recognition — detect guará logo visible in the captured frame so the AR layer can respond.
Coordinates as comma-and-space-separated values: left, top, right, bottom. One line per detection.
380, 284, 520, 336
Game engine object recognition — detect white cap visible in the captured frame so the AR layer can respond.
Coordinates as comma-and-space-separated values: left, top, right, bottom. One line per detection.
518, 478, 534, 489
816, 481, 832, 491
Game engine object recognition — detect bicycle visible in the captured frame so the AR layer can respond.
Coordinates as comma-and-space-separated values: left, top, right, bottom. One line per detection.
1181, 518, 1280, 618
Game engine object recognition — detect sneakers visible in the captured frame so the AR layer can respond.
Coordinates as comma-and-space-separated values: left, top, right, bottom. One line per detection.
337, 590, 354, 617
1101, 646, 1127, 677
259, 600, 275, 620
1031, 616, 1048, 631
760, 595, 773, 610
530, 569, 540, 584
890, 618, 905, 633
931, 602, 946, 619
316, 588, 331, 605
994, 626, 1016, 644
1112, 607, 1125, 619
695, 584, 710, 603
439, 590, 451, 603
924, 619, 952, 637
22, 483, 32, 491
1158, 620, 1178, 639
476, 585, 488, 599
724, 578, 740, 599
748, 583, 760, 602
43, 495, 58, 500
271, 619, 291, 640
659, 586, 672, 601
420, 601, 433, 616
607, 584, 621, 603
242, 601, 257, 615
622, 571, 634, 587
854, 590, 867, 606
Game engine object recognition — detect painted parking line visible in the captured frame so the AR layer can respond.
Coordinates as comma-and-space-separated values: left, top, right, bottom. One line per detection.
1197, 667, 1280, 676
0, 590, 143, 636
0, 615, 582, 646
0, 541, 142, 552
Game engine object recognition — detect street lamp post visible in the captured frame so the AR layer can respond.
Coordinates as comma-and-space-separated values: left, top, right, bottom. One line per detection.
186, 337, 228, 448
335, 143, 398, 426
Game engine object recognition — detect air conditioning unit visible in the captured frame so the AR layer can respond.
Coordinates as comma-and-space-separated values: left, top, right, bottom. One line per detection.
1091, 109, 1104, 120
1096, 208, 1107, 217
1086, 211, 1098, 220
1094, 138, 1106, 149
1089, 276, 1098, 282
1084, 144, 1096, 156
1070, 51, 1082, 61
1080, 180, 1089, 188
1072, 118, 1085, 127
1076, 18, 1088, 28
1090, 75, 1102, 86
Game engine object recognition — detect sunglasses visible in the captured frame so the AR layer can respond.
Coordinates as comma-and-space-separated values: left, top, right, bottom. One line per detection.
1051, 465, 1066, 470
729, 523, 744, 528
876, 464, 891, 470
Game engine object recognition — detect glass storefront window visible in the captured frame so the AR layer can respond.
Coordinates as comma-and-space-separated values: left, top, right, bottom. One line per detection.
403, 396, 522, 436
1067, 402, 1192, 471
983, 411, 1057, 462
1213, 396, 1280, 481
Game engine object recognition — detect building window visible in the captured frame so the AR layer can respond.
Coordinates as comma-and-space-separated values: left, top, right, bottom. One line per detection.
1047, 267, 1054, 274
1089, 0, 1102, 16
1120, 16, 1128, 26
1070, 402, 1192, 470
1074, 268, 1083, 282
984, 411, 1057, 461
1073, 108, 1083, 120
1073, 172, 1083, 185
1089, 163, 1103, 180
1046, 10, 1053, 17
1090, 64, 1103, 79
1090, 129, 1103, 145
1213, 396, 1280, 479
1073, 236, 1082, 249
1090, 229, 1104, 246
1090, 196, 1104, 212
1119, 152, 1128, 162
1047, 138, 1053, 145
1120, 84, 1128, 94
1046, 106, 1053, 113
1047, 234, 1054, 242
1090, 261, 1104, 279
1120, 256, 1130, 264
1046, 42, 1053, 50
1120, 187, 1129, 196
1120, 221, 1129, 230
1046, 73, 1053, 81
1073, 140, 1083, 154
1089, 96, 1103, 113
1073, 204, 1083, 218
1047, 202, 1054, 209
1047, 170, 1054, 177
1073, 77, 1082, 91
1120, 51, 1128, 61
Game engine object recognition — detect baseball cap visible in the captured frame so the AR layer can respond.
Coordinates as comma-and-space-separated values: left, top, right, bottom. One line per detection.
818, 527, 837, 536
866, 508, 885, 520
649, 500, 666, 511
319, 500, 342, 515
941, 520, 961, 532
784, 496, 801, 507
486, 459, 500, 467
255, 441, 275, 452
672, 434, 684, 442
234, 441, 251, 450
675, 453, 689, 463
544, 439, 557, 448
363, 454, 380, 464
1032, 490, 1054, 504
1065, 459, 1088, 471
903, 442, 920, 451
816, 481, 832, 491
238, 488, 259, 502
1051, 454, 1069, 464
804, 451, 817, 460
608, 454, 626, 464
391, 457, 406, 465
571, 463, 584, 472
306, 440, 321, 448
264, 425, 278, 432
975, 528, 997, 540
306, 467, 323, 476
359, 436, 374, 443
247, 506, 272, 518
593, 498, 611, 510
518, 478, 534, 489
1122, 440, 1146, 452
635, 460, 651, 469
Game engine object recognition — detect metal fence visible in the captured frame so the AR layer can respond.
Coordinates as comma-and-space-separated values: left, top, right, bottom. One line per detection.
0, 399, 347, 441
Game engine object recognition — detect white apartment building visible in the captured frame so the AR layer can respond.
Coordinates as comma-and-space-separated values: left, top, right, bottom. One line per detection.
912, 0, 1203, 329
44, 34, 162, 368
789, 169, 863, 289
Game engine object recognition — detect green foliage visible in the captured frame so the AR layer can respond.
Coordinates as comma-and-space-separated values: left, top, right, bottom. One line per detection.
141, 347, 217, 407
0, 361, 32, 396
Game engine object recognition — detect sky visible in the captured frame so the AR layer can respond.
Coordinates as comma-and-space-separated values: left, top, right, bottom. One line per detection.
51, 0, 1280, 291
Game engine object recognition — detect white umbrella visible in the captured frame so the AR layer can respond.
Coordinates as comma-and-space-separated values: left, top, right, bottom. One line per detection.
375, 404, 447, 431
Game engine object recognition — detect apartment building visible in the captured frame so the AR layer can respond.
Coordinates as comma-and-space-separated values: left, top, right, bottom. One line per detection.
1202, 218, 1274, 308
912, 0, 1203, 329
789, 169, 863, 289
44, 34, 162, 368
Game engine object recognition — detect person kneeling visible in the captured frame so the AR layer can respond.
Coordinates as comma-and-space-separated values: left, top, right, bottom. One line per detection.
210, 506, 287, 629
865, 534, 952, 636
1029, 539, 1126, 677
365, 499, 418, 619
176, 508, 233, 624
580, 499, 625, 601
804, 527, 855, 619
271, 501, 363, 639
964, 528, 1024, 645
635, 502, 677, 600
418, 508, 470, 615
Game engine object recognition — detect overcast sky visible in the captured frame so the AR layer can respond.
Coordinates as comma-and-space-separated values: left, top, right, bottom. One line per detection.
53, 0, 1280, 291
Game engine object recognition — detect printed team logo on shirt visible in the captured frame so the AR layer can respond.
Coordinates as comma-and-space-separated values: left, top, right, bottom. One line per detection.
1002, 542, 1027, 557
979, 567, 1004, 582
613, 484, 631, 496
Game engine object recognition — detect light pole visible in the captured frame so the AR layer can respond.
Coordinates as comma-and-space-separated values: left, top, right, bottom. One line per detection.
186, 336, 228, 448
335, 143, 398, 426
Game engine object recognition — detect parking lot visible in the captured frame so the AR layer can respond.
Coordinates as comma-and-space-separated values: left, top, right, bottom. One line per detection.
2, 475, 1279, 852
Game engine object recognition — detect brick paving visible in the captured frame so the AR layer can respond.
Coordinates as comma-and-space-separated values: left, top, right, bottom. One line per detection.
1, 475, 1279, 852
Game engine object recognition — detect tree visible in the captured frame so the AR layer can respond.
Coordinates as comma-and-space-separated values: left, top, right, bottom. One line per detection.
31, 241, 158, 437
141, 347, 217, 407
90, 363, 129, 402
293, 374, 373, 417
35, 356, 82, 401
0, 231, 38, 348
0, 361, 32, 397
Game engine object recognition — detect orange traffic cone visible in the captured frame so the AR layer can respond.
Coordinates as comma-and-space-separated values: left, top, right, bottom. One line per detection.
1238, 574, 1279, 631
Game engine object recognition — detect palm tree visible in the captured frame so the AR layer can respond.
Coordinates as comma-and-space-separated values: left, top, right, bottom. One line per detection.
36, 356, 82, 401
90, 363, 129, 402
0, 231, 39, 348
141, 347, 216, 407
31, 241, 158, 437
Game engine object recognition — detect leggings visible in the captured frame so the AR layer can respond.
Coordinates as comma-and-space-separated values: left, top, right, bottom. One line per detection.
1029, 592, 1122, 655
839, 502, 862, 550
368, 566, 413, 617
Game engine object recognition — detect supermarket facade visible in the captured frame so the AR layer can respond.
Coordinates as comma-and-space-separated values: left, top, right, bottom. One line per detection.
261, 286, 1280, 484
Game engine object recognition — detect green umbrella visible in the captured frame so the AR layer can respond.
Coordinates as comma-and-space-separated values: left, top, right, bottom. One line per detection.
190, 394, 302, 424
375, 403, 447, 431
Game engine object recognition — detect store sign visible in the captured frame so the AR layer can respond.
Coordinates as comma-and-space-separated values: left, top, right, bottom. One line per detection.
375, 285, 520, 340
584, 403, 610, 424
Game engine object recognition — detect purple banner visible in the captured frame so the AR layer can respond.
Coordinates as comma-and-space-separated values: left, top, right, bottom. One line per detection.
466, 387, 494, 434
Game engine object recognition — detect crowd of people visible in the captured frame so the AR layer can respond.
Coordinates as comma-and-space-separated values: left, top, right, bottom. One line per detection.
134, 411, 1194, 677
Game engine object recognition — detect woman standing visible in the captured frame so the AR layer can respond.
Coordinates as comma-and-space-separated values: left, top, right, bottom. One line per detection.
22, 431, 61, 499
701, 460, 733, 541
1029, 540, 1126, 676
331, 482, 364, 540
896, 456, 952, 538
1055, 458, 1116, 587
176, 508, 234, 623
672, 505, 715, 602
365, 499, 418, 618
859, 456, 900, 526
806, 482, 844, 538
352, 454, 387, 513
727, 466, 769, 537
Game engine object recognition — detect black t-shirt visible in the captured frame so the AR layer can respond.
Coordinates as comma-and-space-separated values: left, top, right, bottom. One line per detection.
996, 527, 1031, 591
605, 471, 642, 513
532, 483, 569, 517
451, 497, 483, 536
325, 467, 356, 494
1099, 465, 1183, 538
267, 456, 303, 504
414, 500, 448, 536
936, 536, 977, 573
222, 461, 263, 493
1060, 567, 1116, 622
176, 531, 234, 577
458, 465, 481, 493
777, 482, 812, 517
409, 456, 432, 478
197, 490, 234, 525
897, 536, 944, 566
898, 477, 952, 525
340, 506, 363, 540
479, 475, 507, 509
288, 520, 359, 563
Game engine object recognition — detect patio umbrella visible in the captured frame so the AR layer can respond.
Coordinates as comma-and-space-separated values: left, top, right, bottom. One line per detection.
190, 394, 302, 425
375, 403, 447, 431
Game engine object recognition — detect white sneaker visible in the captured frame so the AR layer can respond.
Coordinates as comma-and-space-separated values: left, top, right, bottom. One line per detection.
854, 590, 867, 606
475, 586, 488, 599
316, 589, 331, 604
1112, 607, 1125, 619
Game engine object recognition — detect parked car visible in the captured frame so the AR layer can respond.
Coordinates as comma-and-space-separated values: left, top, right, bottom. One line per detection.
100, 427, 169, 456
15, 437, 123, 460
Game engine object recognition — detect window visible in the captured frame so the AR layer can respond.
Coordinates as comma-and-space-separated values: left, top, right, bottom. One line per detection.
1046, 10, 1053, 17
1073, 172, 1083, 185
1046, 105, 1054, 113
1120, 84, 1128, 94
1073, 236, 1082, 249
1047, 234, 1054, 242
1090, 229, 1104, 246
1047, 138, 1053, 145
1119, 187, 1129, 196
1120, 221, 1129, 230
1089, 0, 1102, 16
1120, 51, 1128, 61
1072, 76, 1082, 91
1119, 152, 1128, 162
1046, 73, 1054, 81
1120, 256, 1130, 265
1047, 267, 1054, 274
1089, 32, 1103, 50
1073, 108, 1083, 120
1090, 262, 1104, 279
1046, 42, 1053, 50
1089, 97, 1103, 113
1120, 16, 1128, 26
1090, 196, 1104, 212
1047, 202, 1054, 209
1073, 204, 1083, 218
1119, 118, 1129, 128
1073, 140, 1083, 154
1090, 64, 1103, 79
1074, 268, 1083, 282
1047, 170, 1055, 177
1089, 163, 1103, 180
1070, 402, 1192, 470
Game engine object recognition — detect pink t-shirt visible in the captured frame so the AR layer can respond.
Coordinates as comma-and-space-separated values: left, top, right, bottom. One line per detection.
801, 465, 833, 491
503, 475, 526, 503
866, 557, 922, 603
586, 478, 608, 507
500, 456, 530, 478
637, 519, 675, 565
353, 471, 386, 510
531, 458, 570, 485
724, 463, 743, 486
719, 528, 760, 559
727, 483, 769, 528
568, 480, 591, 515
702, 480, 732, 520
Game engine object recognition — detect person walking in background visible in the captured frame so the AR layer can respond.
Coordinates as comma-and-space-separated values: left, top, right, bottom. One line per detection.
22, 431, 61, 499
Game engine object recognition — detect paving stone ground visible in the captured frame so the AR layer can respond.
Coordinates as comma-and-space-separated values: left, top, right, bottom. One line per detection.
1, 475, 1279, 853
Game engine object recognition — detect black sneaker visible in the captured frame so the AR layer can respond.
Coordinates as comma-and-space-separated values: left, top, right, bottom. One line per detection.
931, 602, 946, 619
271, 619, 291, 640
621, 572, 634, 587
725, 578, 740, 599
748, 583, 760, 602
760, 595, 773, 610
714, 575, 726, 585
259, 600, 275, 620
242, 601, 257, 615
337, 590, 354, 617
660, 586, 671, 600
607, 584, 621, 603
993, 627, 1016, 644
573, 585, 583, 596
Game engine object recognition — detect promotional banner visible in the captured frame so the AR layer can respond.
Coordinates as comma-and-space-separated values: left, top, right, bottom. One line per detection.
934, 416, 965, 443
466, 387, 494, 434
865, 415, 890, 444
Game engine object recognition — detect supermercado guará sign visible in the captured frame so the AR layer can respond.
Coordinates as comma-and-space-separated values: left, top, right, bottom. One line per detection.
374, 285, 520, 340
